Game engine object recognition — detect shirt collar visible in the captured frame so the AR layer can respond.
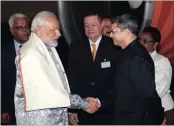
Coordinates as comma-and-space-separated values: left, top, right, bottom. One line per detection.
89, 35, 102, 46
14, 39, 22, 47
150, 50, 157, 59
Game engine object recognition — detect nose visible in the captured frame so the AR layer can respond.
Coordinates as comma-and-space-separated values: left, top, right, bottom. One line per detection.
56, 29, 61, 38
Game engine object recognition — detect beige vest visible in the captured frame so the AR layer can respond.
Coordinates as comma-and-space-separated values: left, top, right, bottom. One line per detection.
19, 32, 70, 111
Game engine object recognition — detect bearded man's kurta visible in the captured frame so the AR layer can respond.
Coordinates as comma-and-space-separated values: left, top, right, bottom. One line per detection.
14, 33, 89, 125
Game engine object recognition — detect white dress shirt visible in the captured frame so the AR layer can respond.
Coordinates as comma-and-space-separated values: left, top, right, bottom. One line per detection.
14, 39, 23, 54
150, 50, 174, 111
89, 35, 102, 52
88, 35, 102, 105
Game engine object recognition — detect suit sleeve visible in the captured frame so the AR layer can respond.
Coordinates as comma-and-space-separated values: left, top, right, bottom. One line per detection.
1, 48, 9, 113
155, 58, 172, 98
67, 43, 80, 113
67, 43, 78, 94
129, 56, 157, 98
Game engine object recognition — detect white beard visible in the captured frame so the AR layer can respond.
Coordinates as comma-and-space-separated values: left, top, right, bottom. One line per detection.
42, 36, 58, 47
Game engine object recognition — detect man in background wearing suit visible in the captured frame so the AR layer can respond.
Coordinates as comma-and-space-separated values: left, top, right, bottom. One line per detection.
110, 14, 164, 124
68, 13, 121, 125
1, 13, 30, 125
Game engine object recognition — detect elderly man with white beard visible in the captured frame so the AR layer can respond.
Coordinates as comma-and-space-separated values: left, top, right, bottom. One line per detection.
14, 11, 100, 125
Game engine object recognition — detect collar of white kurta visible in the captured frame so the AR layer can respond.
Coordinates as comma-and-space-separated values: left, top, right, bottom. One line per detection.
150, 50, 157, 59
17, 32, 70, 111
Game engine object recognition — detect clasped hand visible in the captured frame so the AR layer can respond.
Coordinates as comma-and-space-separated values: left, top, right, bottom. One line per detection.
85, 97, 101, 114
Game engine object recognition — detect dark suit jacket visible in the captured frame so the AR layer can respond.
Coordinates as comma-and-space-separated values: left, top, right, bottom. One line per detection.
55, 36, 69, 72
113, 40, 164, 125
67, 36, 121, 125
1, 37, 17, 124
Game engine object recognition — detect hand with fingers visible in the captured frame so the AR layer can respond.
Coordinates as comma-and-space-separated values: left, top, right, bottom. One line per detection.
1, 112, 10, 124
85, 97, 101, 114
68, 113, 79, 125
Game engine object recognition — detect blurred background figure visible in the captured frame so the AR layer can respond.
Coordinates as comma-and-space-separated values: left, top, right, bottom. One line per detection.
139, 26, 174, 125
101, 17, 112, 37
1, 13, 30, 125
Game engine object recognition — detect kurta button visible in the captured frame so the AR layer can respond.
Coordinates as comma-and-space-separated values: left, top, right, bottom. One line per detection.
91, 82, 94, 85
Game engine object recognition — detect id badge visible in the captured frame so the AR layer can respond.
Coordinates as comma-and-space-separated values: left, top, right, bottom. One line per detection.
101, 61, 111, 68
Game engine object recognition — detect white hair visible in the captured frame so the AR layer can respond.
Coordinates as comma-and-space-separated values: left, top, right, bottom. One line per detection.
31, 11, 57, 32
8, 13, 28, 28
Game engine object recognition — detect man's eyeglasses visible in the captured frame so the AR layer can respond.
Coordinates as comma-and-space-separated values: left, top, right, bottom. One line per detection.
106, 29, 118, 34
13, 26, 29, 31
137, 37, 155, 44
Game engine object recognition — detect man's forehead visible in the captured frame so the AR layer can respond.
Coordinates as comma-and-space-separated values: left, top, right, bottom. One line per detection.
13, 18, 28, 26
111, 23, 117, 29
14, 18, 27, 23
103, 18, 111, 23
84, 15, 99, 22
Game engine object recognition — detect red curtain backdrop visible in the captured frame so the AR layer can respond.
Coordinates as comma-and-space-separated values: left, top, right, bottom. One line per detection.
152, 1, 174, 67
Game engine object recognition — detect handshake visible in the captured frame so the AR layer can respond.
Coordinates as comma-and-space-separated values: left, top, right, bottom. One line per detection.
85, 97, 101, 114
69, 97, 101, 125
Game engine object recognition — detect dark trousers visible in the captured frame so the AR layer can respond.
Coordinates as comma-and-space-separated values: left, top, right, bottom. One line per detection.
78, 112, 113, 125
165, 108, 174, 125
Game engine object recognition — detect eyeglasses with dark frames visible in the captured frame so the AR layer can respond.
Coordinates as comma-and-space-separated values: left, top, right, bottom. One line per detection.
137, 37, 155, 44
13, 26, 29, 31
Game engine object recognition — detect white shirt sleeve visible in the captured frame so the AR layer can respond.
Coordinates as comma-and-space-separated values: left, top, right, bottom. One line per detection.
155, 57, 172, 98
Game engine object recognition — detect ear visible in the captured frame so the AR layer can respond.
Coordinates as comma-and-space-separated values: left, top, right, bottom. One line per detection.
35, 26, 42, 36
124, 28, 131, 35
101, 20, 105, 29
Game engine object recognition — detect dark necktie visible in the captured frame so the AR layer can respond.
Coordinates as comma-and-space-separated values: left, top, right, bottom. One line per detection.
19, 45, 22, 48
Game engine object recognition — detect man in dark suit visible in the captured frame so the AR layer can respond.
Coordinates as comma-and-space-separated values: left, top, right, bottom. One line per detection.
67, 13, 121, 125
1, 13, 30, 125
110, 14, 164, 124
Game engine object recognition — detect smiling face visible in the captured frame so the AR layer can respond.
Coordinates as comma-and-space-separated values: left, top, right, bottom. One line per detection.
84, 15, 102, 42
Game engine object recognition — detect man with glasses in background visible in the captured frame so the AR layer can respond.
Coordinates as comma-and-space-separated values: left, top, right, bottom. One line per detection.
1, 13, 30, 125
110, 14, 164, 124
139, 26, 174, 125
101, 17, 112, 37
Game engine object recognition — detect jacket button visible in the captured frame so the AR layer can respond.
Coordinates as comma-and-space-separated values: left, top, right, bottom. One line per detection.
91, 82, 94, 85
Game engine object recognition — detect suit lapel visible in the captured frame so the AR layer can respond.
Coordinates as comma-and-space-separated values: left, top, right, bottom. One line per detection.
94, 36, 107, 63
8, 40, 17, 70
83, 39, 94, 63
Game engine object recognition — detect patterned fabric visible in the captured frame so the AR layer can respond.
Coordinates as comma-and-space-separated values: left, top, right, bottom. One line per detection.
47, 47, 69, 91
14, 45, 89, 125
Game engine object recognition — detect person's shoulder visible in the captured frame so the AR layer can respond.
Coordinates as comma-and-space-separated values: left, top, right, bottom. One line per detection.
102, 35, 113, 43
154, 53, 172, 67
69, 38, 88, 48
20, 41, 41, 58
154, 52, 167, 61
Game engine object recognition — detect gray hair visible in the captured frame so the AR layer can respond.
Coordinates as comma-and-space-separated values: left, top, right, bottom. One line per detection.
112, 14, 139, 35
31, 11, 57, 32
8, 13, 28, 28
